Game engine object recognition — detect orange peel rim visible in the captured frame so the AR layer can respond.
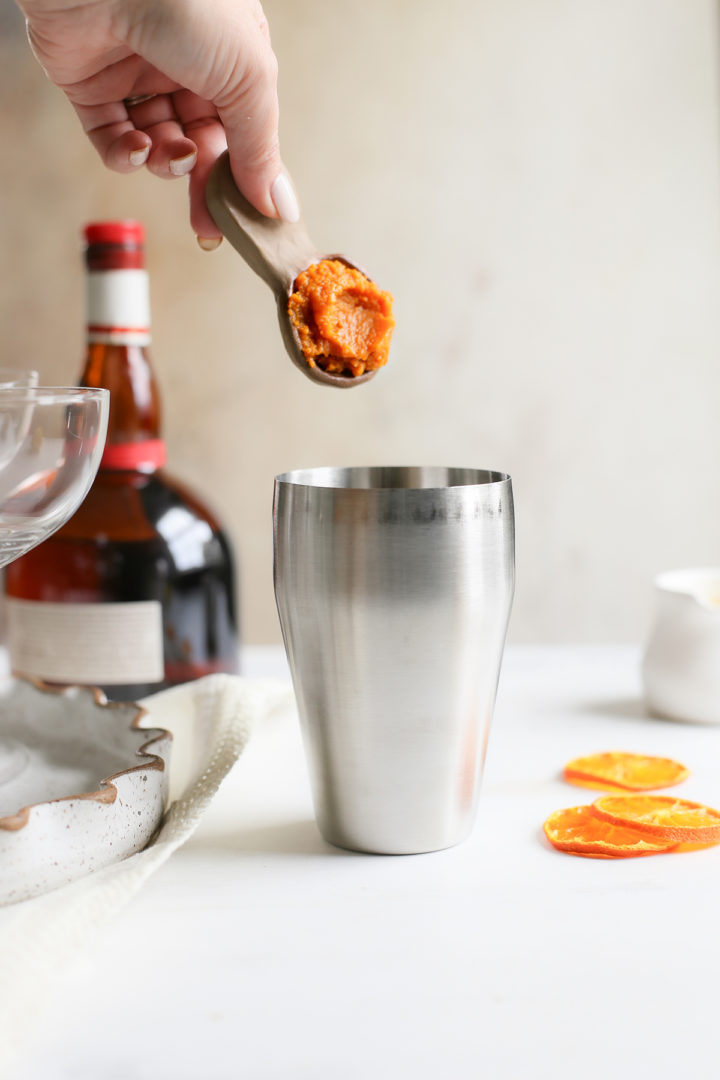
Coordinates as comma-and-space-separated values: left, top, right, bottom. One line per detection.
590, 794, 720, 843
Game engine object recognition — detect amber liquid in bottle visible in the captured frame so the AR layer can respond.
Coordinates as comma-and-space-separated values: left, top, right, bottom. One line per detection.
5, 222, 239, 700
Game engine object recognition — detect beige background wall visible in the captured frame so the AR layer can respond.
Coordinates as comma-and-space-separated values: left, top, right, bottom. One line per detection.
1, 0, 719, 644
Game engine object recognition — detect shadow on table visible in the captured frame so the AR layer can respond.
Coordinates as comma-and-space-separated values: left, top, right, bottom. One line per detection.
581, 698, 709, 727
187, 818, 346, 857
581, 697, 649, 722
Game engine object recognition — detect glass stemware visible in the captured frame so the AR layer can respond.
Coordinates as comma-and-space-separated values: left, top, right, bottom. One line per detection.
0, 386, 109, 784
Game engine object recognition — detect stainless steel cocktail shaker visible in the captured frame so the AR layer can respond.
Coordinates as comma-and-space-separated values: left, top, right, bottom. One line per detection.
273, 466, 515, 854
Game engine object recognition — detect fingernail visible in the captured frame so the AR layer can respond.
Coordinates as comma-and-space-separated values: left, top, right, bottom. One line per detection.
271, 172, 300, 223
169, 151, 197, 177
129, 146, 150, 167
196, 236, 222, 252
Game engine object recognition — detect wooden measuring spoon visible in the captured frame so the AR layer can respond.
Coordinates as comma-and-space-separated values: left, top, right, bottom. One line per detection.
206, 151, 378, 389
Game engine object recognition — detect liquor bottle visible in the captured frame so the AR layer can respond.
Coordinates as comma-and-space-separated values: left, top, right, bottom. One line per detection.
4, 221, 239, 701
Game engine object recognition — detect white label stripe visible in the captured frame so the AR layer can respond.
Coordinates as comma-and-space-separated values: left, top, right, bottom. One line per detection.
6, 599, 164, 685
86, 269, 151, 334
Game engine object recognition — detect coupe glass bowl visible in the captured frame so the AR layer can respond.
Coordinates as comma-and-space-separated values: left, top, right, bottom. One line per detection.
0, 385, 109, 787
0, 386, 108, 565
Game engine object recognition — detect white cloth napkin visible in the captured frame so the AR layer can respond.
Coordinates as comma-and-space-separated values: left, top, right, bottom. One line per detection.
0, 672, 293, 1078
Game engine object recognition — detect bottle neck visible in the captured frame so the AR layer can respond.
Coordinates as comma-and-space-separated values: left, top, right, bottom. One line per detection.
86, 267, 151, 347
82, 264, 164, 472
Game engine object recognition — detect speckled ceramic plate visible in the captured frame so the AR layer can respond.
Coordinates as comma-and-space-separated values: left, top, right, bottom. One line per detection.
0, 678, 172, 905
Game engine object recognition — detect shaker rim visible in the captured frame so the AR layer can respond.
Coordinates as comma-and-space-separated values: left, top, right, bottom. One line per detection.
274, 465, 511, 492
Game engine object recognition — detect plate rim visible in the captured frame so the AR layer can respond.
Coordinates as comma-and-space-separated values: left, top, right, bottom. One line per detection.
0, 677, 172, 832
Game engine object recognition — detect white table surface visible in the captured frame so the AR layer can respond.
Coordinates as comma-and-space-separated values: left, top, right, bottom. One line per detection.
11, 644, 720, 1080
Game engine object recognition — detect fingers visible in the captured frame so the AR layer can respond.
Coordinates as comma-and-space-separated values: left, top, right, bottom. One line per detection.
124, 95, 197, 178
73, 95, 196, 177
187, 132, 225, 241
72, 101, 150, 172
173, 91, 227, 240
73, 87, 225, 241
61, 53, 189, 172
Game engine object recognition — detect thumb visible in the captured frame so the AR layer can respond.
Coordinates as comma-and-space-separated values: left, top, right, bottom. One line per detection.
216, 29, 299, 222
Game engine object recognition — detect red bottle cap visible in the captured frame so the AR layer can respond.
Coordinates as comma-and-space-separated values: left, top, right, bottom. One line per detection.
84, 221, 145, 269
84, 221, 145, 247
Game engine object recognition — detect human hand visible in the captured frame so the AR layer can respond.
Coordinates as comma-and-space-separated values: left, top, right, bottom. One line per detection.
18, 0, 299, 245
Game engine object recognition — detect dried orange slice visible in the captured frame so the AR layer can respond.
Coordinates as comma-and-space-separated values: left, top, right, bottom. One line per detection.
591, 795, 720, 843
561, 776, 631, 793
543, 805, 675, 858
563, 752, 689, 792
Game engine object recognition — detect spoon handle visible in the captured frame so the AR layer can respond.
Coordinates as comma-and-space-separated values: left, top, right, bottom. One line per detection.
206, 152, 318, 296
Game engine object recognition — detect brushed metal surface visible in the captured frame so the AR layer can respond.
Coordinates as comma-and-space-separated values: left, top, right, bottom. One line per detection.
273, 466, 515, 854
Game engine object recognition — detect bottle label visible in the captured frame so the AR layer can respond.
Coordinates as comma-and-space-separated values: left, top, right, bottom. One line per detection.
87, 269, 151, 345
5, 599, 164, 686
101, 439, 167, 471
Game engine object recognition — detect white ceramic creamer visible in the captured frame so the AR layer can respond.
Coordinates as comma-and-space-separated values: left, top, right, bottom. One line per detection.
642, 567, 720, 724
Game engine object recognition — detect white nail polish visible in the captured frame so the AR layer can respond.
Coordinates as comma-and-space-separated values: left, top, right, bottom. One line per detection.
169, 152, 197, 177
271, 173, 300, 223
129, 146, 150, 167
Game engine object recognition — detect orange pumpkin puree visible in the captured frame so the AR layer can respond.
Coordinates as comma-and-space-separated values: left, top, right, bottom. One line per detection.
288, 259, 394, 377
